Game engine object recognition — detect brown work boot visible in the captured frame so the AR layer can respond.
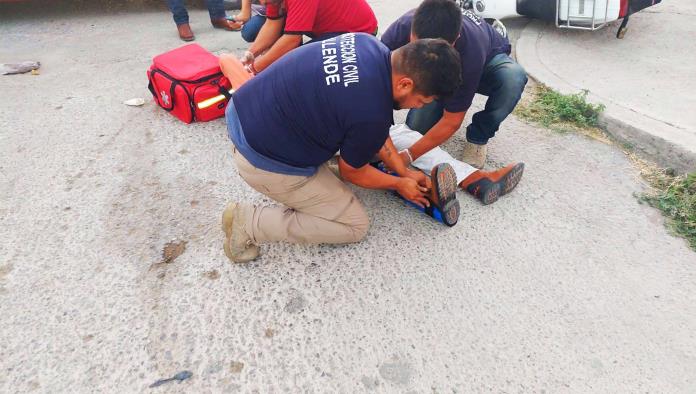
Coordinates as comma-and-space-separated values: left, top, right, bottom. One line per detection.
460, 163, 525, 205
429, 163, 460, 227
462, 142, 487, 169
177, 23, 194, 41
221, 202, 259, 263
211, 17, 238, 31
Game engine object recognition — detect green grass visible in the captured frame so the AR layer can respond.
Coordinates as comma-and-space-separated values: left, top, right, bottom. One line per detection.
515, 85, 606, 132
640, 171, 696, 250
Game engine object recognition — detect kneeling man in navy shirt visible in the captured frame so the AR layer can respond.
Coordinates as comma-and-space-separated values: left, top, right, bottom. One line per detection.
219, 33, 462, 263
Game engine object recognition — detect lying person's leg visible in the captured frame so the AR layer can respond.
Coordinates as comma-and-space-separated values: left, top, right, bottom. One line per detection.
458, 162, 525, 205
390, 124, 477, 184
390, 124, 524, 205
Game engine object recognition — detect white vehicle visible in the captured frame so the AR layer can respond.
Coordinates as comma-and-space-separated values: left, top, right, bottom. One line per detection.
457, 0, 663, 38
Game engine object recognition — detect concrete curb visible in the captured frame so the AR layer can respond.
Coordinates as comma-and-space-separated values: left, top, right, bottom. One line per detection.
516, 20, 696, 174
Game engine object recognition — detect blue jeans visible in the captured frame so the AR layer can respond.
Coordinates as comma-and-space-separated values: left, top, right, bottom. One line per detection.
166, 0, 226, 25
405, 53, 528, 145
241, 15, 266, 42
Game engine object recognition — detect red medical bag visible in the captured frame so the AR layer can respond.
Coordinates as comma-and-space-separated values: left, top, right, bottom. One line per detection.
147, 44, 231, 124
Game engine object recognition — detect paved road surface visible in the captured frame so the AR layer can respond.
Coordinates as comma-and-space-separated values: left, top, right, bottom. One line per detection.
1, 2, 694, 392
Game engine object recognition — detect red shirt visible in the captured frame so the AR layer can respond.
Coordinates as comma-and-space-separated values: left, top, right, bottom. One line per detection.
266, 0, 377, 38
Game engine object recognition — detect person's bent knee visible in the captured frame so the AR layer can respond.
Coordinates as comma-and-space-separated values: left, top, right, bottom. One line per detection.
496, 66, 527, 108
507, 64, 528, 92
241, 26, 256, 42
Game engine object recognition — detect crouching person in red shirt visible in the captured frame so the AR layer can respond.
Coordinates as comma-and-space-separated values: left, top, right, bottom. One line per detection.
240, 0, 378, 74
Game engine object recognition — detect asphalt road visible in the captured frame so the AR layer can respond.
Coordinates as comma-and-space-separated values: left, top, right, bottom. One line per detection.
1, 1, 695, 392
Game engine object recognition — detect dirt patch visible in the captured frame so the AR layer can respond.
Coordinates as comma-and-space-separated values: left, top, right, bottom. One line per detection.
150, 241, 188, 272
203, 270, 220, 280
0, 263, 13, 279
230, 361, 244, 374
161, 240, 187, 264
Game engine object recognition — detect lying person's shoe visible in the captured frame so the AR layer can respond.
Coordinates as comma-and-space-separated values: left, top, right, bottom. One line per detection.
460, 163, 525, 205
221, 202, 259, 263
430, 163, 460, 227
177, 23, 195, 41
462, 141, 487, 169
211, 18, 239, 31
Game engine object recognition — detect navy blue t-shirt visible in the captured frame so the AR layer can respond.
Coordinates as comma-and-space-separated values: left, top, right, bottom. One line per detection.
381, 9, 511, 113
229, 33, 394, 176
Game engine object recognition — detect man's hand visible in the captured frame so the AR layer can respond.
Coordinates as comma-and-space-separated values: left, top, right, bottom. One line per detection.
404, 169, 431, 191
228, 20, 244, 30
396, 177, 430, 208
240, 50, 255, 66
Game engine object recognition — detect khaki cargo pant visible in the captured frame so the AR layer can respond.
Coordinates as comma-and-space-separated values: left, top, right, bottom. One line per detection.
232, 147, 369, 244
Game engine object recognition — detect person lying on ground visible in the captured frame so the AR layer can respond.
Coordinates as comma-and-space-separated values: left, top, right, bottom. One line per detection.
389, 124, 524, 205
239, 0, 378, 74
218, 34, 462, 263
381, 0, 528, 169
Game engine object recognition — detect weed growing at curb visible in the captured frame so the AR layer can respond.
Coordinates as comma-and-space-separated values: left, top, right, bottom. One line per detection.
515, 85, 605, 132
639, 169, 696, 250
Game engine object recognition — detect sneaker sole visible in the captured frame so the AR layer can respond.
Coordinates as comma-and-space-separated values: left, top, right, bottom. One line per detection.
481, 163, 525, 205
431, 163, 460, 227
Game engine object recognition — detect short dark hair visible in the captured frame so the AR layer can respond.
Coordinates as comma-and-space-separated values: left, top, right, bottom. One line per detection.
412, 0, 462, 43
393, 38, 462, 99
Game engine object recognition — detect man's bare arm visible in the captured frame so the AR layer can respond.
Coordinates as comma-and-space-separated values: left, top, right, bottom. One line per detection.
378, 137, 410, 176
380, 136, 432, 190
338, 157, 430, 207
253, 34, 303, 72
248, 17, 285, 57
408, 110, 466, 160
